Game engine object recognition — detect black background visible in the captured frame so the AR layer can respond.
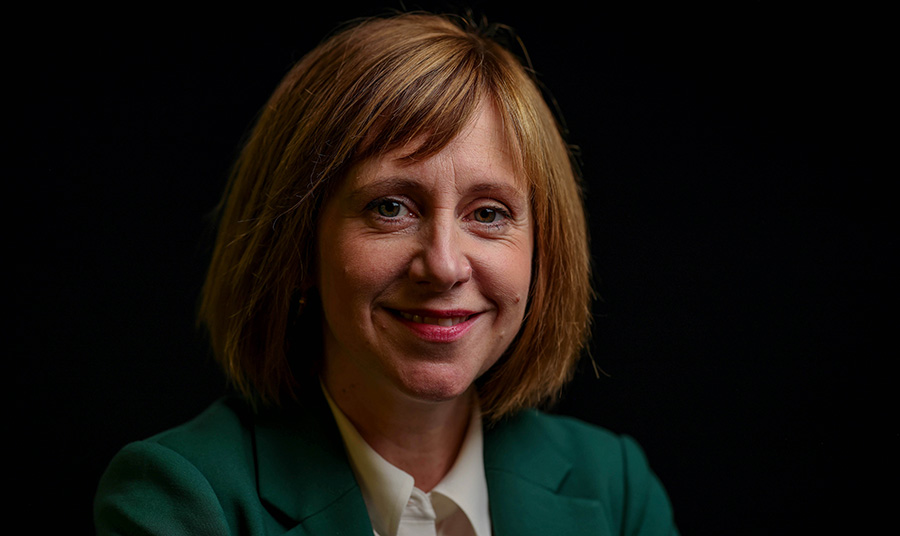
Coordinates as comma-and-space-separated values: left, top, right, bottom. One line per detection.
13, 2, 893, 534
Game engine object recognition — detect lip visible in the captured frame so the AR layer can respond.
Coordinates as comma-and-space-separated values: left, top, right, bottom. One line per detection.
388, 308, 480, 343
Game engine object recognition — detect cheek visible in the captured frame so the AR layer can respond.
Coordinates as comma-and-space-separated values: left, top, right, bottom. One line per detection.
321, 235, 405, 310
473, 240, 532, 348
489, 241, 533, 305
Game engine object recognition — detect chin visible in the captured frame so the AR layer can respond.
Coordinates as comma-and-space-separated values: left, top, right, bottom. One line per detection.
395, 364, 479, 403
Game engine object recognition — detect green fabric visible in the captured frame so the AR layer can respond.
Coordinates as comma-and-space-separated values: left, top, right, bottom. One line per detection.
95, 395, 678, 535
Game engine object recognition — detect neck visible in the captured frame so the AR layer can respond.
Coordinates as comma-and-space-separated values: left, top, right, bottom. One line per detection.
322, 370, 473, 492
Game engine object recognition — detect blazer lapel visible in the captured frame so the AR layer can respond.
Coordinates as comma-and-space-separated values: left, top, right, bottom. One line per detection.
253, 392, 373, 535
250, 393, 612, 535
484, 411, 613, 535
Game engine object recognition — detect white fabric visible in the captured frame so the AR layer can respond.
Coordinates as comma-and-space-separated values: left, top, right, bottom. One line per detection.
322, 386, 491, 536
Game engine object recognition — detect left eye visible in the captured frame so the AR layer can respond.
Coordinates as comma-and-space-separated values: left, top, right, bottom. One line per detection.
375, 200, 407, 218
473, 207, 502, 223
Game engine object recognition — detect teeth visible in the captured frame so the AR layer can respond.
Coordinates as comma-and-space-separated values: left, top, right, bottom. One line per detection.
399, 311, 469, 326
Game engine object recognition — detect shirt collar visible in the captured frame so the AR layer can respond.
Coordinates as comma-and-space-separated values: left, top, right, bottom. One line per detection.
322, 385, 491, 536
430, 404, 491, 536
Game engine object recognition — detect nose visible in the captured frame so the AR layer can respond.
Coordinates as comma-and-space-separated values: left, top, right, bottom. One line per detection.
408, 216, 472, 291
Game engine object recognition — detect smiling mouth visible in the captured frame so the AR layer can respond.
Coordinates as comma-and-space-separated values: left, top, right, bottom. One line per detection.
397, 311, 473, 327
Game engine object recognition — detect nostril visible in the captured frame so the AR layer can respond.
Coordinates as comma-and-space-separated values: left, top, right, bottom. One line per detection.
407, 221, 472, 290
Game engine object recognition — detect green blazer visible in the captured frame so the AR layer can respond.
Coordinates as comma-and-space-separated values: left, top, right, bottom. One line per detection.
95, 394, 678, 535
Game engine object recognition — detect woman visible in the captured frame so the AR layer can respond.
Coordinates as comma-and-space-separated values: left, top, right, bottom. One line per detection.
95, 12, 678, 535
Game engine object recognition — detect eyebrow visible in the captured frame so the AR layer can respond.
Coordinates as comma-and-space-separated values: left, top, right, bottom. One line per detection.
345, 177, 420, 207
346, 176, 529, 206
465, 182, 530, 209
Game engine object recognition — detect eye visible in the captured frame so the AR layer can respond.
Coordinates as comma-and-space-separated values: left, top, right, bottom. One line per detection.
472, 206, 507, 223
373, 199, 408, 218
473, 207, 498, 223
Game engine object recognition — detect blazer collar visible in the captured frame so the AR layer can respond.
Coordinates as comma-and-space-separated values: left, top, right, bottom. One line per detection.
484, 410, 613, 534
253, 390, 372, 535
252, 392, 608, 535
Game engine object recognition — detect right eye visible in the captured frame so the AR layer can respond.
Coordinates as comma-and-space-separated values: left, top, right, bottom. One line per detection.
377, 200, 403, 217
367, 198, 410, 219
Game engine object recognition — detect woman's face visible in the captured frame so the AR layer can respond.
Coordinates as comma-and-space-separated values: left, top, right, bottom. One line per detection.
317, 99, 533, 405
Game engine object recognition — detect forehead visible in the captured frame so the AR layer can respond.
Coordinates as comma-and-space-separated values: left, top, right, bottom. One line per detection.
344, 99, 527, 196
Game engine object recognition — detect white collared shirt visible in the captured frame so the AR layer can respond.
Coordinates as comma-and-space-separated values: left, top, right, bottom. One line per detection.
323, 388, 492, 536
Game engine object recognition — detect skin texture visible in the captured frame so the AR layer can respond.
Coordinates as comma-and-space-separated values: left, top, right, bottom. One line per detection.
318, 99, 533, 490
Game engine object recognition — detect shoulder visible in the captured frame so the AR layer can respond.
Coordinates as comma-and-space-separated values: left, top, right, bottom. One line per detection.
145, 396, 255, 465
486, 409, 639, 471
485, 410, 679, 535
506, 409, 625, 453
94, 397, 260, 535
123, 396, 257, 488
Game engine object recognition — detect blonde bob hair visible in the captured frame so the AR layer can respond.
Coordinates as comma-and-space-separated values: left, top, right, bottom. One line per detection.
199, 12, 592, 420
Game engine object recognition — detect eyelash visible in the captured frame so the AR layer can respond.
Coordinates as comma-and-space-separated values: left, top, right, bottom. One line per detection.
364, 197, 512, 228
367, 198, 411, 220
469, 205, 511, 225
